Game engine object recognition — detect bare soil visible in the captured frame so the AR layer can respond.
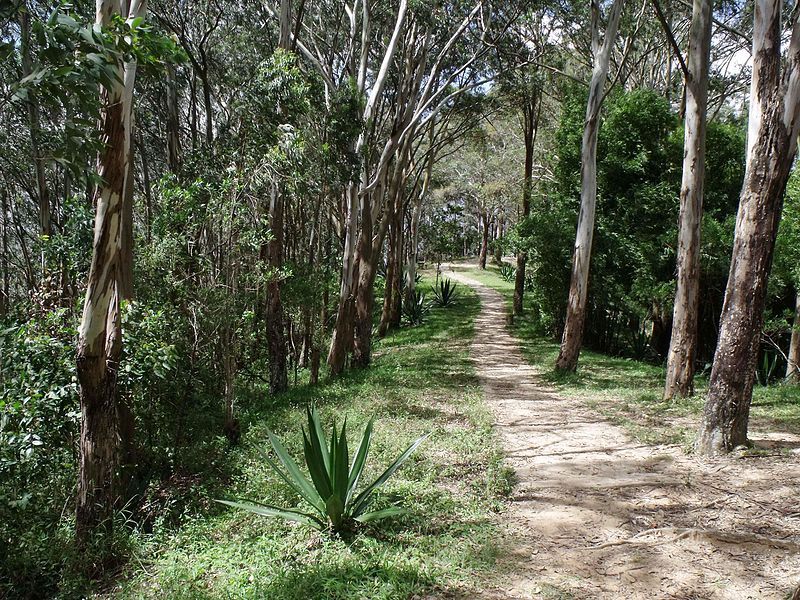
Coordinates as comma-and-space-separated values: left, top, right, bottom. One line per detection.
447, 266, 800, 600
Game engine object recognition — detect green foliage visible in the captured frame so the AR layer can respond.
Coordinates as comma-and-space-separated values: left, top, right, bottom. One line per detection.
402, 290, 431, 326
521, 86, 746, 361
218, 407, 428, 534
432, 278, 459, 307
13, 5, 181, 177
498, 262, 515, 282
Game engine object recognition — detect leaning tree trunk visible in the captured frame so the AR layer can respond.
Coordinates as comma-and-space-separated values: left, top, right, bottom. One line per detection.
663, 0, 713, 400
555, 0, 624, 372
514, 94, 538, 315
76, 0, 145, 546
787, 291, 800, 382
696, 0, 800, 455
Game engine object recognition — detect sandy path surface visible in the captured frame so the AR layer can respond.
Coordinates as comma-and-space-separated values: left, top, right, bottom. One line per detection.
447, 265, 800, 600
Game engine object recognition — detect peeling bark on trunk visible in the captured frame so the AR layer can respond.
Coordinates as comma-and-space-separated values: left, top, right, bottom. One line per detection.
786, 291, 800, 382
664, 0, 712, 401
76, 0, 145, 546
327, 0, 408, 377
696, 0, 800, 455
555, 0, 624, 372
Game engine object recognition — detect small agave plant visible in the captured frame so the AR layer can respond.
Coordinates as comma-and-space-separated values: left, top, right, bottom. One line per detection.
402, 290, 430, 325
217, 407, 428, 534
432, 278, 458, 307
498, 262, 515, 282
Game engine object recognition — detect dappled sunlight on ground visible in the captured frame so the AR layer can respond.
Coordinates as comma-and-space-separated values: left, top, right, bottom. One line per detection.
447, 265, 800, 600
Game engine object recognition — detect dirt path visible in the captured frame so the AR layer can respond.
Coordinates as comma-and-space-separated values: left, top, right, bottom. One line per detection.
447, 265, 800, 600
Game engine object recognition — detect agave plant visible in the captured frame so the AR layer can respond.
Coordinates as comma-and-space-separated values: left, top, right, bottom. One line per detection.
216, 407, 428, 534
432, 278, 458, 307
402, 290, 430, 325
498, 262, 515, 282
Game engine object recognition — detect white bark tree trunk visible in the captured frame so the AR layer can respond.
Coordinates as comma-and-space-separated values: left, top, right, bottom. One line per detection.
555, 0, 625, 372
76, 0, 145, 545
327, 0, 408, 376
696, 0, 800, 455
663, 0, 713, 400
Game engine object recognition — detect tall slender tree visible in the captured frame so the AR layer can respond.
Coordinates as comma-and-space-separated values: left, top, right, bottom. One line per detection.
662, 0, 713, 400
75, 0, 147, 544
555, 0, 625, 372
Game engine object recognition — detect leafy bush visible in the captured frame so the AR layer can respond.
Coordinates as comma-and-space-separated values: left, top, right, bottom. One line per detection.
402, 290, 431, 325
498, 262, 515, 282
217, 407, 427, 534
432, 278, 458, 307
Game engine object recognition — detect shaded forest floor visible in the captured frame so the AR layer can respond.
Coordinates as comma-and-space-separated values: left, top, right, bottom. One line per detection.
448, 262, 800, 599
98, 285, 515, 599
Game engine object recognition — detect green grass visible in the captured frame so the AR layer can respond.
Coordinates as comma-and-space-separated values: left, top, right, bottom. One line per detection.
463, 262, 800, 449
101, 283, 512, 599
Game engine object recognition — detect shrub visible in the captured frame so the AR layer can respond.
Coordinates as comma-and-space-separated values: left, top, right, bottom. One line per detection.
432, 278, 458, 307
217, 407, 428, 534
402, 290, 431, 325
498, 262, 515, 282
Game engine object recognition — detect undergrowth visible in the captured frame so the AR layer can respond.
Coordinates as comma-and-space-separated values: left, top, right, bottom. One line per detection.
97, 283, 512, 599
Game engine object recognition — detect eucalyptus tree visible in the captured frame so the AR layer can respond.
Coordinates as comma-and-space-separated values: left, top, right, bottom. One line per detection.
268, 0, 525, 374
660, 0, 713, 400
152, 0, 225, 147
696, 0, 800, 455
555, 0, 625, 372
75, 0, 148, 545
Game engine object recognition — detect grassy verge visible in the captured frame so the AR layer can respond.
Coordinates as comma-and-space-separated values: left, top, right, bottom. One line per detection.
101, 282, 512, 599
459, 262, 800, 449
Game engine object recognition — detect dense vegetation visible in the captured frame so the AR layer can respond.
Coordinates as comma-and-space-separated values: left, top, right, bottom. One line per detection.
0, 0, 798, 597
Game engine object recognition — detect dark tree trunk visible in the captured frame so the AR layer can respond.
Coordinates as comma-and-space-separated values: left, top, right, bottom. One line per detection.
166, 63, 181, 173
514, 93, 538, 315
266, 187, 288, 394
478, 213, 489, 269
787, 291, 800, 382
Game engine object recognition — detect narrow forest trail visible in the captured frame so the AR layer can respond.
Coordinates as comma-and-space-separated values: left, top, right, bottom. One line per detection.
446, 264, 800, 600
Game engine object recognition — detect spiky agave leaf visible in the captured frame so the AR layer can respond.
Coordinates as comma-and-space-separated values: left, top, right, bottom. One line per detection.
351, 432, 430, 517
214, 499, 325, 528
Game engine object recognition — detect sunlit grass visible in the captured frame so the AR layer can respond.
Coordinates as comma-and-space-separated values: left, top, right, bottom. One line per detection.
102, 282, 513, 599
